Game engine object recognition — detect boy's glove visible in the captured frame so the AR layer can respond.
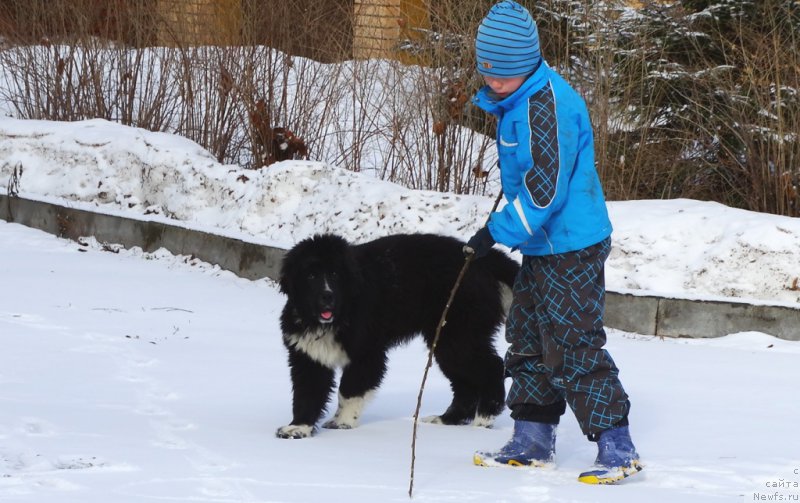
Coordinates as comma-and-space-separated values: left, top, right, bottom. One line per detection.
463, 226, 495, 258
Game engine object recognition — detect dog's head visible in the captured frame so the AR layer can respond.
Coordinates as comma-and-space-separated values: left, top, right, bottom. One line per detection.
279, 234, 361, 327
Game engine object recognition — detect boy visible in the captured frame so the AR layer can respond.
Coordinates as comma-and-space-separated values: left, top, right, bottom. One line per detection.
464, 0, 642, 484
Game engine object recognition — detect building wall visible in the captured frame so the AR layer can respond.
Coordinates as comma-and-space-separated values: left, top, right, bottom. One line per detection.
353, 0, 430, 61
156, 0, 242, 46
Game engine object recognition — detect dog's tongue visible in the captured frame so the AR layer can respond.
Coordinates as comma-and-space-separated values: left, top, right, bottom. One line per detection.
320, 311, 333, 321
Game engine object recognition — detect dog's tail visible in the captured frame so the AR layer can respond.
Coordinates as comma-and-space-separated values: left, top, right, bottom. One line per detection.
483, 250, 520, 313
484, 250, 519, 289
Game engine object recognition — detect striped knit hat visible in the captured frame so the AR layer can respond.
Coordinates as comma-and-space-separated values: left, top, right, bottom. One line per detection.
476, 1, 541, 78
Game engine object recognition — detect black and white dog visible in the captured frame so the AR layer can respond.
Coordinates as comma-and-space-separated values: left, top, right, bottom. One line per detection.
275, 233, 519, 439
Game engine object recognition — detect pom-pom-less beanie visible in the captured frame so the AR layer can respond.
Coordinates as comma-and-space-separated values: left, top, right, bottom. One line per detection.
476, 1, 541, 78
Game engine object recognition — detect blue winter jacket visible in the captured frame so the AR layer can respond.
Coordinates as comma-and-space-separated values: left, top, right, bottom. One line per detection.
472, 61, 612, 256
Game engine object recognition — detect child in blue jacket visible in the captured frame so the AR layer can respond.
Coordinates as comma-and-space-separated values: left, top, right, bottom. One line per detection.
464, 0, 642, 484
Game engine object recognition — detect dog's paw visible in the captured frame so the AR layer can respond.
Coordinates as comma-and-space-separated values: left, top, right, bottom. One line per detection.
420, 415, 444, 424
275, 424, 315, 439
421, 414, 476, 426
321, 419, 354, 430
321, 393, 370, 429
471, 415, 496, 428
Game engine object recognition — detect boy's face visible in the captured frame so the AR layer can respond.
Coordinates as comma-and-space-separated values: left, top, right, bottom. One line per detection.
483, 75, 526, 99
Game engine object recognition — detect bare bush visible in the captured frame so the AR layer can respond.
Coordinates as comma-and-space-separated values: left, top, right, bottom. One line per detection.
597, 0, 799, 216
0, 0, 796, 213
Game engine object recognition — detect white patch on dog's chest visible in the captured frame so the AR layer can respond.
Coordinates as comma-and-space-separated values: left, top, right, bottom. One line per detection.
286, 329, 350, 369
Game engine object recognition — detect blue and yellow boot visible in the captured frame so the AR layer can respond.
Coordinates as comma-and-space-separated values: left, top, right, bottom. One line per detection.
473, 420, 556, 467
578, 425, 643, 484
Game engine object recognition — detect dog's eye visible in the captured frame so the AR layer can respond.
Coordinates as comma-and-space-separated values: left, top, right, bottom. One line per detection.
307, 272, 317, 280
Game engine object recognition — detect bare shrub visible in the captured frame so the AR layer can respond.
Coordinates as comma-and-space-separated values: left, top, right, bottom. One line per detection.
0, 0, 796, 215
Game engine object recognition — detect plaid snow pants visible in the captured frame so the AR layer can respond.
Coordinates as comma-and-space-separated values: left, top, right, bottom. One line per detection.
504, 238, 630, 436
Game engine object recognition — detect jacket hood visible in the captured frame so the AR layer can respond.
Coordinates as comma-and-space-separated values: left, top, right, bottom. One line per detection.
472, 61, 551, 116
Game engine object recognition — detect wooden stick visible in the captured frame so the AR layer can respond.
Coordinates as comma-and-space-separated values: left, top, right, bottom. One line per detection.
408, 190, 504, 498
408, 253, 473, 497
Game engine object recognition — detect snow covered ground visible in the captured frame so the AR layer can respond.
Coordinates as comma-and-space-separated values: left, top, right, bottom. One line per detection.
2, 117, 799, 307
3, 218, 800, 503
1, 117, 800, 502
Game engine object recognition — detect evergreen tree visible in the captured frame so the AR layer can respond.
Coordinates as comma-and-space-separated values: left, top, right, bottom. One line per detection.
600, 0, 799, 215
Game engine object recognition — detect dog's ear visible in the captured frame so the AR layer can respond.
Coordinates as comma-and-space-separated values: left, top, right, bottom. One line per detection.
278, 272, 292, 296
278, 252, 294, 296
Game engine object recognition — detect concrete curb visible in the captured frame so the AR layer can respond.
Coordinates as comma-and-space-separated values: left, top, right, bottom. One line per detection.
0, 194, 284, 281
3, 193, 798, 341
604, 293, 799, 341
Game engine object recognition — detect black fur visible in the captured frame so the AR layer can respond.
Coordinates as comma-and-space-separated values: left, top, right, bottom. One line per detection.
275, 233, 519, 439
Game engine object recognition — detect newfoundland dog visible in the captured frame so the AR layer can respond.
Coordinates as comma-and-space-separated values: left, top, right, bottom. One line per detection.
275, 233, 519, 439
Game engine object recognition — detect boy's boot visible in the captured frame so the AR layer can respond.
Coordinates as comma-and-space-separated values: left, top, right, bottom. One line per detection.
473, 420, 556, 467
578, 425, 643, 484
